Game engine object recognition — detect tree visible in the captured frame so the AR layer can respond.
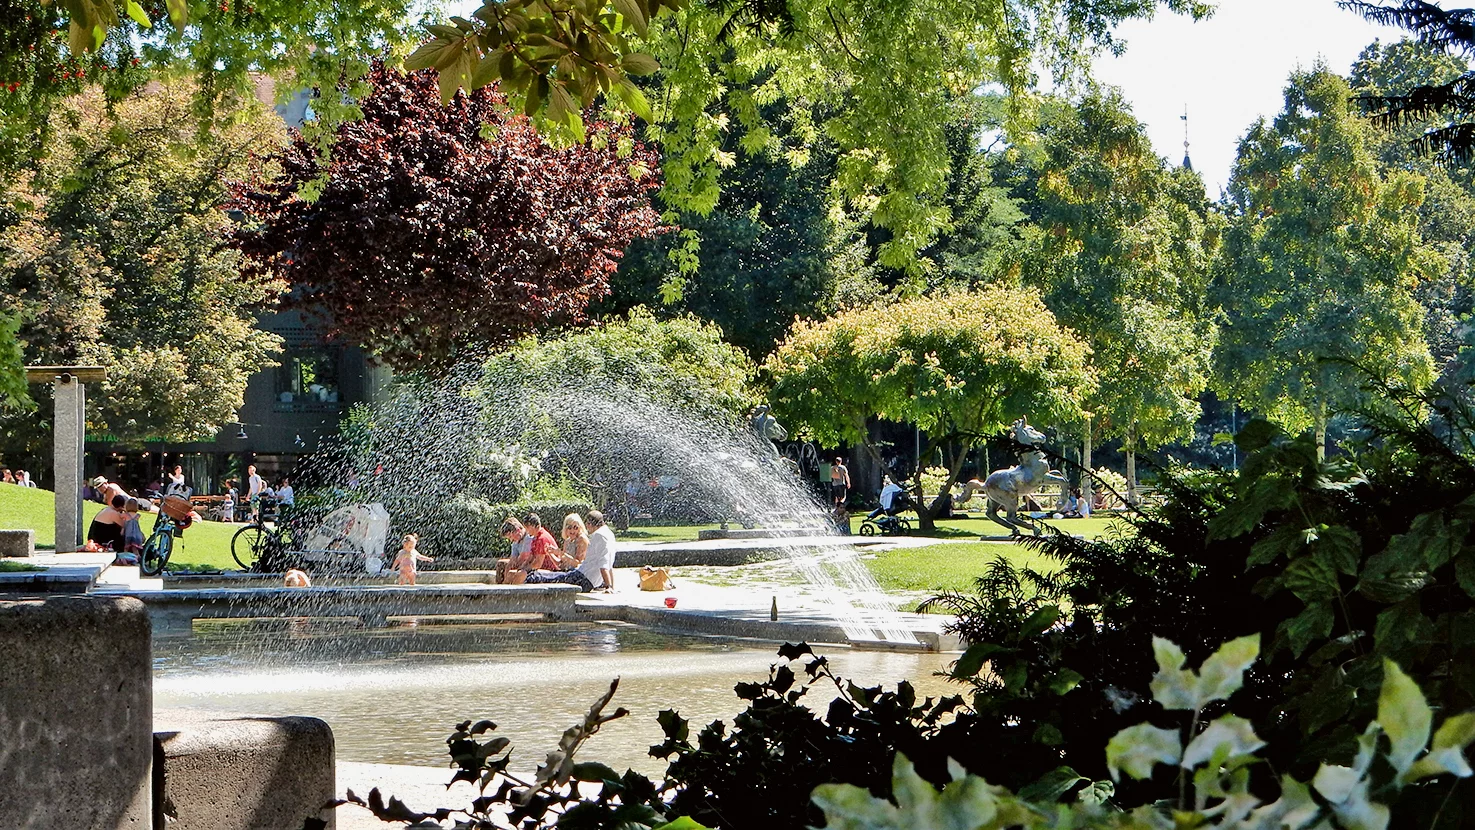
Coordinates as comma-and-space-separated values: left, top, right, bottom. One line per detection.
763, 287, 1094, 529
1214, 67, 1438, 457
1341, 0, 1475, 164
0, 80, 286, 463
229, 62, 664, 373
1005, 90, 1220, 501
487, 307, 756, 419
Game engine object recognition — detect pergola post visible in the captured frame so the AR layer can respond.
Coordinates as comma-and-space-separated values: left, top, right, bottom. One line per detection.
25, 366, 106, 553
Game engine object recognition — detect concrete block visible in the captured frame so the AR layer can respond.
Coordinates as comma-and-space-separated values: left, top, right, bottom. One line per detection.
0, 596, 152, 829
154, 711, 336, 830
0, 529, 34, 557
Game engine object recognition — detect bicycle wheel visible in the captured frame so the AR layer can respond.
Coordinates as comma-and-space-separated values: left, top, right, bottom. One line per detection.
232, 524, 268, 570
859, 521, 877, 537
896, 518, 912, 534
140, 530, 172, 576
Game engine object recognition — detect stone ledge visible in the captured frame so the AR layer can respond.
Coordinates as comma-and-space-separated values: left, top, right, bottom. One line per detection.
0, 562, 104, 593
0, 529, 35, 557
154, 710, 336, 830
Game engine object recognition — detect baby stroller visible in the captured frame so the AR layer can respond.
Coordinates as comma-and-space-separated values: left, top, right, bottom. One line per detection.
858, 491, 915, 536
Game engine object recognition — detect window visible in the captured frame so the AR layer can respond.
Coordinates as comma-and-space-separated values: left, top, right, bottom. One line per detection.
277, 349, 341, 404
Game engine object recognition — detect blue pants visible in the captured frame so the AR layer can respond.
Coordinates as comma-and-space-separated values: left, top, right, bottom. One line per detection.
525, 569, 594, 592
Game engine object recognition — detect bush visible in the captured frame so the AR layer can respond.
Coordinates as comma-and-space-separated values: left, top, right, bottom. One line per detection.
411, 496, 594, 560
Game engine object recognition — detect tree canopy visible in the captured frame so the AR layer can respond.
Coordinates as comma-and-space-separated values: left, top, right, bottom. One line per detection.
1214, 66, 1438, 453
229, 62, 664, 373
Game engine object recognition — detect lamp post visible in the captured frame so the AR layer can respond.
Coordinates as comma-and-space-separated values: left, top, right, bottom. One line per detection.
25, 365, 107, 552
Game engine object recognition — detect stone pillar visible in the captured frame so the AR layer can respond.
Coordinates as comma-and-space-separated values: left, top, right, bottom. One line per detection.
53, 375, 86, 553
0, 596, 153, 828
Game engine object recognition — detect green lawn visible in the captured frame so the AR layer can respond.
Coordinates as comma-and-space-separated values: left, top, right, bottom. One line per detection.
1, 484, 242, 571
861, 540, 1060, 595
849, 513, 1124, 540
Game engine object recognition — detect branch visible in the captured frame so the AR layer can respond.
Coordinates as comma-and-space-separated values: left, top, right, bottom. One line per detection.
826, 6, 860, 62
1339, 0, 1475, 53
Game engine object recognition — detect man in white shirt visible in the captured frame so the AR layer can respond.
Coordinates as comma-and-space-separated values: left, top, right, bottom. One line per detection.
246, 464, 265, 519
524, 510, 617, 592
276, 476, 295, 506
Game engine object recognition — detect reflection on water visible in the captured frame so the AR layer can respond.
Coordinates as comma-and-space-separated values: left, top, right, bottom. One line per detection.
153, 619, 957, 773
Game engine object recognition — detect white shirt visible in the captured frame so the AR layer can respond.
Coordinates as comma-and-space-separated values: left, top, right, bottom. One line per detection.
247, 474, 265, 499
879, 483, 904, 510
276, 484, 295, 505
579, 525, 617, 587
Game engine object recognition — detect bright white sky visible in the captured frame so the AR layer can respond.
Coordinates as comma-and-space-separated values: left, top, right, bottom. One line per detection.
1091, 0, 1410, 195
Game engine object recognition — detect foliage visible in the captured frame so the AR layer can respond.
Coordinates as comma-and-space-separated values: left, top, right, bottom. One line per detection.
0, 311, 28, 408
1006, 89, 1220, 454
229, 62, 663, 373
764, 287, 1094, 527
0, 79, 285, 449
814, 639, 1475, 830
1341, 0, 1475, 165
486, 307, 756, 420
1214, 66, 1437, 451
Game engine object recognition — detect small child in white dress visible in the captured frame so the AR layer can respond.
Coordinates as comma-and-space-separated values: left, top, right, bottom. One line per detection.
391, 533, 433, 585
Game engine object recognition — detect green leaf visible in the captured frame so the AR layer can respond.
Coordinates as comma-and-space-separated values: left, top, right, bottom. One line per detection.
1314, 525, 1362, 576
1017, 766, 1087, 802
1379, 659, 1433, 778
164, 0, 187, 26
1236, 419, 1282, 452
1280, 602, 1334, 657
612, 0, 648, 36
1019, 605, 1061, 638
1106, 723, 1182, 781
1312, 764, 1361, 803
1195, 634, 1260, 706
1454, 553, 1475, 598
622, 53, 660, 75
1248, 524, 1301, 568
1149, 637, 1197, 711
618, 80, 653, 122
124, 0, 151, 27
951, 642, 1007, 679
571, 762, 619, 782
1405, 712, 1475, 780
1181, 715, 1265, 768
1284, 555, 1341, 602
1048, 668, 1084, 695
652, 817, 711, 830
1032, 723, 1064, 745
811, 782, 897, 826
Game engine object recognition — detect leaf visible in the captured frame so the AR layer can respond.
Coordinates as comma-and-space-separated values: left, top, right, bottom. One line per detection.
1019, 605, 1060, 638
124, 0, 150, 27
1312, 764, 1361, 802
1106, 723, 1182, 781
1284, 555, 1341, 602
165, 0, 186, 26
656, 709, 688, 742
618, 80, 653, 122
612, 0, 648, 36
951, 642, 1007, 679
1149, 637, 1197, 711
1280, 602, 1334, 657
1406, 712, 1475, 780
1017, 766, 1087, 802
1455, 552, 1475, 598
1380, 659, 1433, 778
1181, 715, 1265, 768
622, 53, 660, 75
651, 819, 712, 830
1048, 668, 1084, 695
1314, 525, 1362, 576
571, 762, 619, 782
1236, 419, 1282, 452
1195, 634, 1260, 705
777, 642, 813, 660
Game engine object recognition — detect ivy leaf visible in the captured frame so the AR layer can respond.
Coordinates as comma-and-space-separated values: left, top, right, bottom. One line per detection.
1279, 601, 1334, 657
1181, 715, 1265, 768
1284, 555, 1341, 602
1106, 724, 1182, 781
1405, 712, 1475, 781
1379, 659, 1433, 778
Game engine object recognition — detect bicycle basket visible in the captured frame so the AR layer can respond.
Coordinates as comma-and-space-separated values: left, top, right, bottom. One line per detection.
161, 495, 194, 522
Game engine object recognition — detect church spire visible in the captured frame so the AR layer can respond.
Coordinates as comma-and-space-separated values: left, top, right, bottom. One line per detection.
1181, 104, 1193, 171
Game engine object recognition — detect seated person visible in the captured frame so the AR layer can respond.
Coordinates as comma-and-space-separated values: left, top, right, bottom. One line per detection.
87, 495, 131, 551
866, 477, 911, 520
522, 513, 563, 570
496, 518, 535, 583
527, 510, 616, 592
1061, 488, 1084, 519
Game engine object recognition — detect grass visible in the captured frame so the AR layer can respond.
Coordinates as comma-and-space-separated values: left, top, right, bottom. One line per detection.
618, 524, 722, 542
0, 560, 43, 572
860, 540, 1060, 595
849, 513, 1124, 541
0, 484, 242, 571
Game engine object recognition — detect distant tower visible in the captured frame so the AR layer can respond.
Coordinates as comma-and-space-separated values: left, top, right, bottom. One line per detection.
1180, 105, 1193, 171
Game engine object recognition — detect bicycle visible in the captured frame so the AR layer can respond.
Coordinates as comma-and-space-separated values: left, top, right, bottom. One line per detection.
231, 512, 296, 572
140, 495, 195, 576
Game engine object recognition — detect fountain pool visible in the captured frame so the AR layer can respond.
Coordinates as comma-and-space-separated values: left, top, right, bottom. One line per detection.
154, 619, 956, 775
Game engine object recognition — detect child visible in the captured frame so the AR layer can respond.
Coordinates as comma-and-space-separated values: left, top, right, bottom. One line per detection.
283, 568, 311, 588
391, 533, 433, 585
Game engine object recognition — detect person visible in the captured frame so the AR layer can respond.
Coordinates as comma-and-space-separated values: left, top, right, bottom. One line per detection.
275, 476, 295, 507
496, 518, 534, 583
245, 464, 265, 518
166, 465, 187, 496
121, 498, 146, 553
830, 457, 851, 506
283, 568, 312, 588
91, 476, 127, 506
527, 510, 615, 592
16, 470, 36, 488
1, 469, 12, 484
391, 533, 434, 585
221, 479, 237, 522
1062, 488, 1083, 519
555, 513, 590, 571
867, 476, 909, 520
86, 494, 131, 551
522, 513, 563, 571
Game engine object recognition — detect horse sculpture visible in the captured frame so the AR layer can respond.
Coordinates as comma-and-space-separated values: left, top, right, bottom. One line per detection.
980, 418, 1063, 536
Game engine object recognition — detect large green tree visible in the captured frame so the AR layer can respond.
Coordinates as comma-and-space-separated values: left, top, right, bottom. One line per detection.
0, 80, 286, 471
1005, 89, 1220, 501
1214, 66, 1438, 457
764, 287, 1094, 529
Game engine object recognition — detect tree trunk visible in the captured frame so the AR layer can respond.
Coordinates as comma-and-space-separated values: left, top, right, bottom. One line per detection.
1081, 419, 1093, 515
912, 433, 970, 532
1125, 421, 1138, 505
1314, 397, 1327, 462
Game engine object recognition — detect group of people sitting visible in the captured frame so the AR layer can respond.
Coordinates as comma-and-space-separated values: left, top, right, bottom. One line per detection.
1, 468, 37, 487
495, 511, 616, 593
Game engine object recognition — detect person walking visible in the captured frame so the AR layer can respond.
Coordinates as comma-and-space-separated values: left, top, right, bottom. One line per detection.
830, 457, 851, 507
245, 464, 265, 519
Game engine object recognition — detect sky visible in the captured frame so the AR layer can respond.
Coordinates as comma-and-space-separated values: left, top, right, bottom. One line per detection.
1091, 0, 1411, 195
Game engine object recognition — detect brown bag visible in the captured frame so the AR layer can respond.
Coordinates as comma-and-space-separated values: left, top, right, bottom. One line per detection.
503, 569, 528, 585
639, 566, 673, 592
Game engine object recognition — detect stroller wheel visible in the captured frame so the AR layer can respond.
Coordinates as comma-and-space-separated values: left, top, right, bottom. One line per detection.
897, 518, 912, 534
859, 522, 877, 537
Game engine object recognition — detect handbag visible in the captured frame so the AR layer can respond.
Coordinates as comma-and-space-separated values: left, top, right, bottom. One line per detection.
639, 565, 674, 592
